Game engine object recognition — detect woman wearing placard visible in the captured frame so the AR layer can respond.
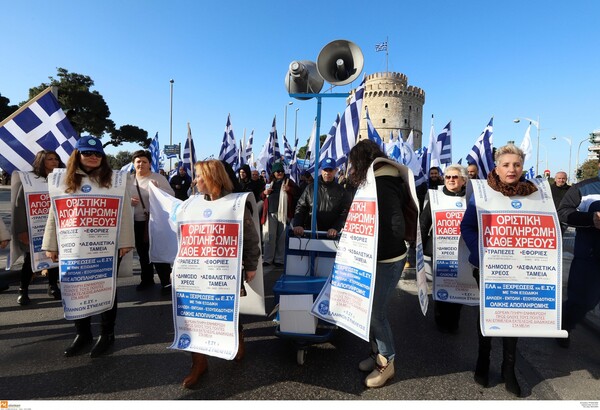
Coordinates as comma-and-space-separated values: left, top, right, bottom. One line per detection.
460, 144, 537, 397
42, 136, 134, 358
128, 149, 175, 293
420, 164, 468, 333
180, 159, 260, 389
13, 150, 64, 305
347, 139, 418, 388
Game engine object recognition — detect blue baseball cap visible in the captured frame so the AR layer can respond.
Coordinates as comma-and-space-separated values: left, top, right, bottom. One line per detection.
75, 136, 105, 154
319, 157, 336, 170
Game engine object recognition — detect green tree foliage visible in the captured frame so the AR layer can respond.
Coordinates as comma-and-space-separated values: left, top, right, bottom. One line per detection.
27, 68, 147, 148
577, 158, 599, 181
106, 151, 134, 170
297, 134, 327, 159
0, 93, 18, 121
109, 124, 150, 149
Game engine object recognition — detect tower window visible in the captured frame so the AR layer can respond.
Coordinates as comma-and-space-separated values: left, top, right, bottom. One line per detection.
382, 119, 386, 124
404, 119, 408, 125
385, 103, 388, 108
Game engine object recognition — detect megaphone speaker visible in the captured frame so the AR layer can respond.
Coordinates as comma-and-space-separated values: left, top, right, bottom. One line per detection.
285, 60, 324, 100
317, 40, 364, 86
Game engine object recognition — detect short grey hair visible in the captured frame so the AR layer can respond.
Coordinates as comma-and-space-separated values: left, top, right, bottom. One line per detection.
444, 164, 468, 180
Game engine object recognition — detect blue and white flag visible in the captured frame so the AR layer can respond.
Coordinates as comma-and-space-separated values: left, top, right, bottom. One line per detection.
519, 124, 533, 165
183, 123, 197, 180
365, 107, 385, 151
318, 114, 341, 164
149, 132, 160, 173
466, 117, 495, 179
427, 116, 440, 171
169, 160, 182, 181
219, 114, 238, 170
437, 121, 452, 167
120, 162, 134, 173
525, 166, 535, 180
282, 131, 294, 164
266, 116, 281, 175
245, 130, 254, 167
0, 88, 79, 173
385, 132, 402, 163
375, 41, 388, 52
403, 130, 426, 186
305, 118, 318, 173
330, 80, 365, 168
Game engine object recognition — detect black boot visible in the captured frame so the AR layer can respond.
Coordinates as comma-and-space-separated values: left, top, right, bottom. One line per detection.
64, 334, 93, 357
90, 333, 115, 358
501, 337, 522, 397
474, 323, 491, 387
17, 288, 30, 305
48, 285, 61, 300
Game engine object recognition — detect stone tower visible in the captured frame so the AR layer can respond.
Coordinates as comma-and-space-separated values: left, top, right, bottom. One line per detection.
355, 71, 425, 149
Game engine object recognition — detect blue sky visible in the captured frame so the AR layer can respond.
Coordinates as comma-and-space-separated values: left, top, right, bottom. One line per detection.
2, 0, 599, 180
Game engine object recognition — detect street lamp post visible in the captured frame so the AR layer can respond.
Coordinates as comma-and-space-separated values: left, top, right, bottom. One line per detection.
551, 136, 572, 182
576, 137, 590, 181
169, 79, 174, 171
294, 108, 299, 145
284, 101, 293, 144
514, 116, 540, 176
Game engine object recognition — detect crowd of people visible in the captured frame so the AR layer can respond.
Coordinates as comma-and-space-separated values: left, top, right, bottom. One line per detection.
1, 136, 599, 396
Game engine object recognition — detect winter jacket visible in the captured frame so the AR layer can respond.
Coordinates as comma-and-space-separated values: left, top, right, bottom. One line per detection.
291, 176, 351, 232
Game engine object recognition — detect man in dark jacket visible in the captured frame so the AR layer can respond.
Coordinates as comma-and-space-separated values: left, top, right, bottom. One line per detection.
556, 160, 600, 348
550, 171, 570, 210
292, 157, 351, 239
170, 166, 192, 200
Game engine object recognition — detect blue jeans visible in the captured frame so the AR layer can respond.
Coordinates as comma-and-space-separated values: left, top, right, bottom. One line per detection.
370, 257, 406, 361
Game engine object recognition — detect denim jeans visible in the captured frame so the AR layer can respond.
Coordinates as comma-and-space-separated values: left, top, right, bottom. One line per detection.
370, 257, 406, 361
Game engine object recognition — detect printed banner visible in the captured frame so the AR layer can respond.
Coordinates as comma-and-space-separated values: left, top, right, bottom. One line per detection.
312, 158, 424, 342
170, 193, 255, 359
48, 169, 127, 320
148, 184, 266, 317
8, 172, 58, 272
429, 190, 478, 306
473, 178, 568, 337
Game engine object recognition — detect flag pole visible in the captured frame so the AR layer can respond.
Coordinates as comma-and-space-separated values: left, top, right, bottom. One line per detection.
386, 36, 389, 73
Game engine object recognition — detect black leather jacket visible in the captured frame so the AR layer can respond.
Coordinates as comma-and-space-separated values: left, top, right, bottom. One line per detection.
292, 176, 351, 232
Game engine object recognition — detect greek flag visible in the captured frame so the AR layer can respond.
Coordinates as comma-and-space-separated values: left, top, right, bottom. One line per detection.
330, 80, 365, 168
319, 114, 341, 165
266, 116, 280, 175
466, 117, 495, 179
375, 41, 388, 52
245, 130, 254, 167
305, 118, 318, 173
183, 123, 197, 179
519, 123, 533, 164
525, 166, 535, 180
149, 132, 160, 172
386, 133, 402, 163
218, 114, 238, 170
365, 107, 385, 151
0, 87, 79, 173
437, 121, 452, 166
282, 131, 294, 164
427, 116, 440, 171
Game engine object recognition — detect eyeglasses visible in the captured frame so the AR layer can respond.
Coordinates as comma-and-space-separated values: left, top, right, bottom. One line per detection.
274, 170, 284, 173
445, 175, 460, 180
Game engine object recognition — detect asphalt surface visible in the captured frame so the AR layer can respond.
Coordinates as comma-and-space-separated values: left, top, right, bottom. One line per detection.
0, 185, 599, 403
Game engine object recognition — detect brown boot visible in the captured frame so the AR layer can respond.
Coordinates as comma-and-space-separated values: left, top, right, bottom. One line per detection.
182, 352, 207, 388
234, 330, 245, 362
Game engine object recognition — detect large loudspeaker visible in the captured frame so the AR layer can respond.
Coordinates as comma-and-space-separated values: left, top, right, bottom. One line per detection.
285, 60, 324, 100
316, 40, 364, 86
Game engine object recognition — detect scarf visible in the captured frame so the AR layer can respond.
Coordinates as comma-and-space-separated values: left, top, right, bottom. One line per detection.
277, 178, 289, 223
486, 169, 538, 197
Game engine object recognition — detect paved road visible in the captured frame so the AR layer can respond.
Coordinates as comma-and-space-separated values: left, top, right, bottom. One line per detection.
0, 186, 599, 402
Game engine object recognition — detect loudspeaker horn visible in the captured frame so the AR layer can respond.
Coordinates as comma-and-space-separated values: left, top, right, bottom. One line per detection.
285, 60, 324, 100
316, 40, 364, 86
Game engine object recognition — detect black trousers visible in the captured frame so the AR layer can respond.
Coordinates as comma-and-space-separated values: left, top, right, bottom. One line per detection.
20, 252, 59, 289
134, 220, 172, 286
73, 256, 122, 336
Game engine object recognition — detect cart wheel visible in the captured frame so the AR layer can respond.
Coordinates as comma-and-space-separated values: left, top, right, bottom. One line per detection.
297, 349, 306, 365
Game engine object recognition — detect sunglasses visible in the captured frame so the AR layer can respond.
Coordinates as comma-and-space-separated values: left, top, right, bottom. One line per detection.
444, 175, 460, 180
80, 151, 103, 158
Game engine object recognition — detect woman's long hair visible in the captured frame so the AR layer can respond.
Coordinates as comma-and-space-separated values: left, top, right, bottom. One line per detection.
195, 160, 234, 199
64, 149, 113, 193
31, 150, 64, 179
347, 139, 386, 188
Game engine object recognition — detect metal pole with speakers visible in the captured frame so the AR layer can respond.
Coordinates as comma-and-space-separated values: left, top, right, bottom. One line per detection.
284, 39, 364, 239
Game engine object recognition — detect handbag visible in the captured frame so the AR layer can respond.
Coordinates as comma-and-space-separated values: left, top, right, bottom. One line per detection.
135, 179, 150, 243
